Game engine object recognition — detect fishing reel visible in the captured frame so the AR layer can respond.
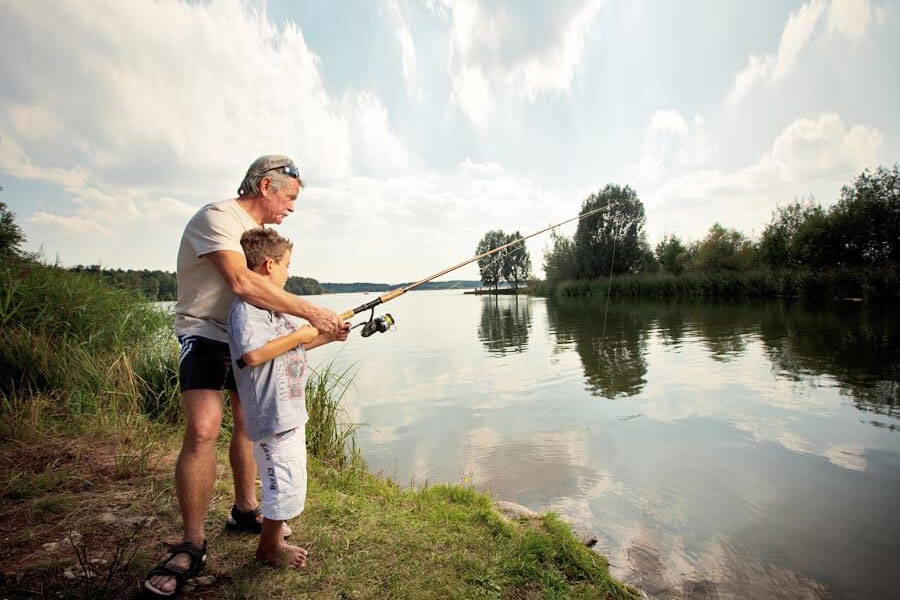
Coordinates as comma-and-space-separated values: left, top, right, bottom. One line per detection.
351, 308, 396, 338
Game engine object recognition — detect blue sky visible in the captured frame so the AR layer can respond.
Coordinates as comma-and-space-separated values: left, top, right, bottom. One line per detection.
0, 0, 896, 281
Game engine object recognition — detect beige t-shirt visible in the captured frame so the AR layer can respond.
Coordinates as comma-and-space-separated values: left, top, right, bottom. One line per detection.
175, 199, 260, 342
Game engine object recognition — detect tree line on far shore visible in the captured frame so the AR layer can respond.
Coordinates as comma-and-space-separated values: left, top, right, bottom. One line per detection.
539, 164, 899, 298
67, 266, 323, 301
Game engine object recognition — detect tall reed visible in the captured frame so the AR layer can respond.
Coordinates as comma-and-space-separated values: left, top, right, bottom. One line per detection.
0, 260, 180, 435
304, 363, 363, 470
540, 266, 899, 300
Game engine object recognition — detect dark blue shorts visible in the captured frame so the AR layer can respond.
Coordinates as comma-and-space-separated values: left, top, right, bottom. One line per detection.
178, 334, 237, 392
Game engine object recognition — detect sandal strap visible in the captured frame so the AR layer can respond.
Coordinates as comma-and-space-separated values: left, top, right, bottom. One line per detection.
146, 564, 190, 579
167, 540, 207, 561
232, 505, 261, 522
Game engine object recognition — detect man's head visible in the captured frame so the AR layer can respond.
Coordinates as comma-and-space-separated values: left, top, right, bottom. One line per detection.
240, 228, 294, 289
237, 155, 304, 225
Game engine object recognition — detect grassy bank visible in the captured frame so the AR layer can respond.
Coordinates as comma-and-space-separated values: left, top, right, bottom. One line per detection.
531, 265, 900, 300
0, 259, 637, 599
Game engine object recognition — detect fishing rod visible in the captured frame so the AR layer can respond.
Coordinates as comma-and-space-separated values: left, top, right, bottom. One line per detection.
341, 203, 612, 337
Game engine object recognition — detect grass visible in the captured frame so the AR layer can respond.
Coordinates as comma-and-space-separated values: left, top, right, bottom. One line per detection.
0, 257, 638, 598
0, 433, 638, 599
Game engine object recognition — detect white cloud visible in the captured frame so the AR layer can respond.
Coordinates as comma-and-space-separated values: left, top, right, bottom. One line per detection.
728, 0, 884, 104
460, 157, 503, 174
728, 0, 827, 104
0, 0, 353, 193
29, 213, 111, 236
645, 113, 882, 243
827, 0, 874, 37
446, 0, 602, 128
142, 197, 198, 224
349, 91, 412, 175
0, 0, 420, 268
638, 110, 713, 181
387, 0, 420, 99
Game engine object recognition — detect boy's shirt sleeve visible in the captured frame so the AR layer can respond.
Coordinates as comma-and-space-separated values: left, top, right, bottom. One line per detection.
228, 301, 276, 358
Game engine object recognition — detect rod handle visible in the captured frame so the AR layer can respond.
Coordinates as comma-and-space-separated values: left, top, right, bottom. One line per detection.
380, 288, 405, 303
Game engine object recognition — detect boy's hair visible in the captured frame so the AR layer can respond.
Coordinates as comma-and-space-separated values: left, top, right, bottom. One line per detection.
240, 228, 293, 270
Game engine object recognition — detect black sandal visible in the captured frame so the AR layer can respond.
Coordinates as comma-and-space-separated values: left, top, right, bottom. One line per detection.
225, 505, 291, 537
142, 540, 207, 598
225, 504, 263, 533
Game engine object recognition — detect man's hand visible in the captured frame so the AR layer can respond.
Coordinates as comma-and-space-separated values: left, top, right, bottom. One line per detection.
307, 305, 343, 336
333, 322, 351, 342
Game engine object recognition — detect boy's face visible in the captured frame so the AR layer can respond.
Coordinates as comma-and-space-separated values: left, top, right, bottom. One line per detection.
270, 248, 292, 289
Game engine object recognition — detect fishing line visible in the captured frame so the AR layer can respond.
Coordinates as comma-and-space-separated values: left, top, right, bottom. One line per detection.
600, 202, 617, 346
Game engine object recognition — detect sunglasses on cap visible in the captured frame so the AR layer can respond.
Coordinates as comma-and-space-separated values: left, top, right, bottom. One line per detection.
261, 164, 301, 179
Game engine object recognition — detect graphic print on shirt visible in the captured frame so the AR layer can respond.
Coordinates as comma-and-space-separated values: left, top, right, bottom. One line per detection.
272, 315, 306, 402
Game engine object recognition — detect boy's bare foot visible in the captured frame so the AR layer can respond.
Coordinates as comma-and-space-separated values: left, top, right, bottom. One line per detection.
256, 543, 308, 569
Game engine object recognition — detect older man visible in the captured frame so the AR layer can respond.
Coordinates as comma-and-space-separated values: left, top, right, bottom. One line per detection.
144, 156, 345, 597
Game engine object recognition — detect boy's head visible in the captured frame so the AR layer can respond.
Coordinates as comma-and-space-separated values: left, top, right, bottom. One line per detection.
240, 228, 293, 288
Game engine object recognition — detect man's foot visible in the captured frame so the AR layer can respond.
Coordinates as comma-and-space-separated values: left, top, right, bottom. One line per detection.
143, 540, 207, 597
256, 542, 308, 569
227, 505, 292, 537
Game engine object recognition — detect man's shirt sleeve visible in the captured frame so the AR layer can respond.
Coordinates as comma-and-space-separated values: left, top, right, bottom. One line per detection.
184, 205, 245, 258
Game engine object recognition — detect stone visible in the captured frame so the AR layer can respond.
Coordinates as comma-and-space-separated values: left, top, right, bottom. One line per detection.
99, 513, 155, 527
493, 500, 540, 521
184, 575, 216, 592
42, 542, 60, 552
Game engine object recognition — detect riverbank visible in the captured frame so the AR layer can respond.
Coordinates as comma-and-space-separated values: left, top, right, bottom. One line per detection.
0, 428, 639, 599
0, 260, 638, 599
531, 265, 899, 300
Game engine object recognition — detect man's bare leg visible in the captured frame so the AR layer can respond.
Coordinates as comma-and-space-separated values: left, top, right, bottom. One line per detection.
147, 390, 223, 595
256, 517, 307, 568
229, 390, 258, 512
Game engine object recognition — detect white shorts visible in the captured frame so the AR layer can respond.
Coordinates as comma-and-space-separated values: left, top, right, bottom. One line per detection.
253, 427, 307, 521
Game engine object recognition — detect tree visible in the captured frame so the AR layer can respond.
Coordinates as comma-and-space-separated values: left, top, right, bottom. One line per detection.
573, 185, 648, 279
655, 234, 688, 274
542, 230, 576, 284
476, 229, 507, 291
758, 199, 824, 268
500, 231, 531, 290
690, 223, 755, 271
830, 164, 900, 265
0, 201, 25, 259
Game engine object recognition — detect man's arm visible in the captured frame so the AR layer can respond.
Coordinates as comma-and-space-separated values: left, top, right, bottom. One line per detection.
205, 250, 344, 334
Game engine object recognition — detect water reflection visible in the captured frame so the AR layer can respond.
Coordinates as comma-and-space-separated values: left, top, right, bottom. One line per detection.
477, 295, 531, 355
758, 302, 900, 420
546, 297, 648, 398
544, 298, 900, 421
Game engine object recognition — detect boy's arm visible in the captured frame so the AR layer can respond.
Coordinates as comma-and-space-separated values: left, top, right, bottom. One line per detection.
241, 325, 320, 367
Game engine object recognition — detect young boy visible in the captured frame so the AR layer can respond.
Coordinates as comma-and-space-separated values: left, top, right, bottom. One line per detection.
227, 228, 348, 568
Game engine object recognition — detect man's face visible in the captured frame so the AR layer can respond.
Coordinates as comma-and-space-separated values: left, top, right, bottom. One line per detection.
261, 177, 300, 225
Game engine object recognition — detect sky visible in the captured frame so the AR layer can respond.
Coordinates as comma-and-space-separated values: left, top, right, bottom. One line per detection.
0, 0, 897, 282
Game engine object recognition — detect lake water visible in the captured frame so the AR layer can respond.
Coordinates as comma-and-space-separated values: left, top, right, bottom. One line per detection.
301, 290, 899, 599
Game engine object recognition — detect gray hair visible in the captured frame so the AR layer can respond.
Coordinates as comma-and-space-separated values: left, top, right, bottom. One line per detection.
237, 154, 303, 197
